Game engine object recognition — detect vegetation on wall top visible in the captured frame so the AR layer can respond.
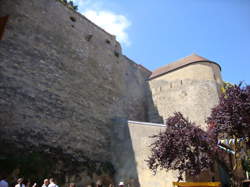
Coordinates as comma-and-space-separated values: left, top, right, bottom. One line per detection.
59, 0, 78, 11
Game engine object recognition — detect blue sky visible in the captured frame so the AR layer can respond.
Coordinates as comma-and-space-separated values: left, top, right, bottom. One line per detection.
72, 0, 250, 84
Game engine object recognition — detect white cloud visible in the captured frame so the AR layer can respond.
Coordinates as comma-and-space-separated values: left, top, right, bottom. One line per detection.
73, 0, 102, 11
84, 10, 131, 46
72, 0, 131, 46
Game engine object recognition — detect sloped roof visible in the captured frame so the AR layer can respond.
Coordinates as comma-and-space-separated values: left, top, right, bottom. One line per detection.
149, 54, 221, 80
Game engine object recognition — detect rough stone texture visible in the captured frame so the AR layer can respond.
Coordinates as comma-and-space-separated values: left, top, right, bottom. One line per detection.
0, 0, 225, 186
148, 62, 223, 128
0, 0, 150, 184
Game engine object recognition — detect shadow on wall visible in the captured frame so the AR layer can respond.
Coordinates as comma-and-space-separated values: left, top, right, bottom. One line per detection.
145, 83, 163, 123
111, 118, 140, 187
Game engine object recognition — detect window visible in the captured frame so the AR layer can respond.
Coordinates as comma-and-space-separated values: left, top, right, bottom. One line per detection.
105, 39, 111, 44
213, 74, 216, 81
85, 34, 93, 42
114, 51, 119, 58
70, 16, 76, 22
0, 16, 9, 40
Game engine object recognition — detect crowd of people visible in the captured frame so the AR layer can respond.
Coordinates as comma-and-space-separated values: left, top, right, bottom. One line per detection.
0, 177, 125, 187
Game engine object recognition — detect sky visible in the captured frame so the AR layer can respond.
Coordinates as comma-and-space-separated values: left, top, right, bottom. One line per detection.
72, 0, 250, 84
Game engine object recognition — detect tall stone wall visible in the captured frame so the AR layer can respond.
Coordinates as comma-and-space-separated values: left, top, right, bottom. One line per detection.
148, 62, 223, 127
0, 0, 151, 184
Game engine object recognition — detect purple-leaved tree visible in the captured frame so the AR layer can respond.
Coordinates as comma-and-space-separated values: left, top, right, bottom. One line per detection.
147, 83, 250, 185
146, 112, 218, 181
207, 83, 250, 186
207, 83, 250, 139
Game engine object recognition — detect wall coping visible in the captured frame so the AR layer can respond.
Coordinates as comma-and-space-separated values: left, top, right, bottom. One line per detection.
128, 120, 165, 127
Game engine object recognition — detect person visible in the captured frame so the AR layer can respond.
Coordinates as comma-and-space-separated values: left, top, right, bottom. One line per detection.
118, 182, 124, 187
15, 178, 25, 187
25, 180, 31, 187
41, 179, 49, 187
0, 175, 8, 187
48, 178, 58, 187
69, 183, 75, 187
95, 180, 102, 187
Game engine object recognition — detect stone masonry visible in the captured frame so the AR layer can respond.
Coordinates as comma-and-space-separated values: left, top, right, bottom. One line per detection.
0, 0, 223, 186
0, 0, 151, 185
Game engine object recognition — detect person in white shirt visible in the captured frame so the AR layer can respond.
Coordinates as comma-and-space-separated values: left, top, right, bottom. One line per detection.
118, 182, 124, 187
15, 178, 25, 187
0, 178, 8, 187
48, 178, 58, 187
41, 179, 49, 187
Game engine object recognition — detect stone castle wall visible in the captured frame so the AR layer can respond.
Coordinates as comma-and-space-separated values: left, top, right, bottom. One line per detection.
0, 0, 224, 186
0, 0, 151, 183
148, 62, 223, 127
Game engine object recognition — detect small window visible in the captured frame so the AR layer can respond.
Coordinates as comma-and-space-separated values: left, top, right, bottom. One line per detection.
114, 51, 119, 58
70, 16, 76, 22
85, 34, 93, 42
0, 16, 9, 40
213, 74, 216, 80
105, 39, 111, 44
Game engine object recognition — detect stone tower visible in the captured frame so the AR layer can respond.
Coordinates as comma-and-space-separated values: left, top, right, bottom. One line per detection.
148, 53, 223, 127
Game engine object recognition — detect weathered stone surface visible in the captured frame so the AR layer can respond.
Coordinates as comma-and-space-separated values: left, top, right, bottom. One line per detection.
0, 0, 150, 184
148, 62, 223, 128
0, 0, 225, 186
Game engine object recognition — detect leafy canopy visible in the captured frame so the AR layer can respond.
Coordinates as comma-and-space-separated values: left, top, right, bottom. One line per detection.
146, 112, 217, 181
207, 83, 250, 185
207, 83, 250, 139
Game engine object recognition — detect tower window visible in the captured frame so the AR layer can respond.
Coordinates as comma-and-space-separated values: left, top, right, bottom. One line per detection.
0, 16, 9, 40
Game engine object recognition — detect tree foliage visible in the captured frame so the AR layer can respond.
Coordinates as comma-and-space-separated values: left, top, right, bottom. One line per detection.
146, 112, 218, 181
147, 83, 250, 184
207, 83, 250, 186
207, 83, 250, 139
60, 0, 78, 11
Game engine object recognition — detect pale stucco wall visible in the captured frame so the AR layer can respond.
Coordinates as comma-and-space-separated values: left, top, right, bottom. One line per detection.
112, 120, 179, 187
148, 62, 223, 128
128, 121, 179, 187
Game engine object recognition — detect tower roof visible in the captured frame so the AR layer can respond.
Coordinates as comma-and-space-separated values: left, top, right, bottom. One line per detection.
149, 53, 221, 80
